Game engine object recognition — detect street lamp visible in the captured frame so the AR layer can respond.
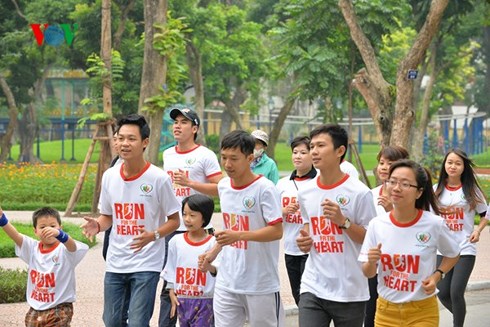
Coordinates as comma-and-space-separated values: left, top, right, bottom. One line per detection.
268, 97, 274, 133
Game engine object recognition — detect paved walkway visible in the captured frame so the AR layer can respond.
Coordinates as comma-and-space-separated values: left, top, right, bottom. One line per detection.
1, 211, 490, 326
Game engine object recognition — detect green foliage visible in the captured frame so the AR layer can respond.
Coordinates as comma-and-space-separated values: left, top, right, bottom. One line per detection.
379, 26, 417, 84
0, 267, 27, 304
142, 14, 189, 114
205, 134, 220, 153
83, 49, 126, 110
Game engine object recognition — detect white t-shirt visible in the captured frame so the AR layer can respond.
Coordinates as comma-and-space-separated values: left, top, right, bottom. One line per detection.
216, 176, 283, 295
162, 233, 217, 299
340, 160, 359, 179
435, 184, 487, 255
359, 210, 460, 303
163, 145, 222, 231
371, 185, 389, 216
99, 162, 181, 273
276, 175, 312, 256
16, 236, 89, 310
298, 174, 376, 302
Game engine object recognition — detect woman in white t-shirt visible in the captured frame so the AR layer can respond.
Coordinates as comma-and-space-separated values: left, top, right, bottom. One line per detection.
276, 136, 316, 306
365, 145, 409, 327
359, 159, 460, 326
433, 149, 488, 327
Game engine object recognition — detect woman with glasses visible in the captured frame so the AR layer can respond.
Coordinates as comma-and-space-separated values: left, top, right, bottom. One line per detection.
359, 159, 460, 326
365, 146, 409, 327
434, 149, 487, 327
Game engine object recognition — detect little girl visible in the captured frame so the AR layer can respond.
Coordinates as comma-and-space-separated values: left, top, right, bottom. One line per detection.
162, 194, 217, 327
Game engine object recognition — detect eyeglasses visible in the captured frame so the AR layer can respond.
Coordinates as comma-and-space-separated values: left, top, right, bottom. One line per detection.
384, 179, 419, 190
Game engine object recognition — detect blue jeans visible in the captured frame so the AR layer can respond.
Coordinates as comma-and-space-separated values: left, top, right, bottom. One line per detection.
103, 271, 160, 327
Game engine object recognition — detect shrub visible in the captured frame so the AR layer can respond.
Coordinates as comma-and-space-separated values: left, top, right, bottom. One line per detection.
0, 267, 27, 303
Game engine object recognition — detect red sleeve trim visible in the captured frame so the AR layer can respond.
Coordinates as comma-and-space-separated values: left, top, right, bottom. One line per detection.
206, 171, 223, 179
268, 217, 283, 226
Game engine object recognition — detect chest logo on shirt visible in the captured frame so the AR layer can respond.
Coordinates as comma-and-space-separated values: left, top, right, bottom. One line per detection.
335, 194, 350, 206
242, 196, 256, 210
185, 158, 196, 166
51, 255, 60, 266
416, 232, 431, 244
140, 184, 153, 194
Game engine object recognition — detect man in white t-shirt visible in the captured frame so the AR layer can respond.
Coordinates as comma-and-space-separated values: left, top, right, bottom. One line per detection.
200, 130, 285, 327
159, 107, 223, 327
82, 114, 181, 327
296, 124, 377, 327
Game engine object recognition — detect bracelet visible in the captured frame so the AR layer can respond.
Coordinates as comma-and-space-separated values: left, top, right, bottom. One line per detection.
210, 270, 217, 277
96, 221, 101, 233
0, 213, 8, 227
56, 229, 69, 243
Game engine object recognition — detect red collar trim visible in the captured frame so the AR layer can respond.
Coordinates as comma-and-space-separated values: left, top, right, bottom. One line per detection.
231, 175, 262, 190
317, 174, 349, 190
38, 242, 60, 254
175, 144, 200, 154
389, 209, 423, 228
120, 161, 151, 181
445, 184, 462, 191
184, 232, 213, 246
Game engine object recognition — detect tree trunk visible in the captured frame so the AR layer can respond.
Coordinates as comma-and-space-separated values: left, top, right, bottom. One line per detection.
339, 0, 449, 148
138, 0, 168, 164
219, 110, 233, 144
411, 42, 438, 162
113, 0, 135, 50
18, 103, 37, 163
0, 75, 18, 162
391, 0, 449, 147
185, 41, 206, 145
92, 0, 114, 212
339, 0, 393, 146
267, 96, 296, 160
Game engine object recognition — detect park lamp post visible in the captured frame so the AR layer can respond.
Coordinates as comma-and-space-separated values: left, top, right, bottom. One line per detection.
268, 97, 274, 134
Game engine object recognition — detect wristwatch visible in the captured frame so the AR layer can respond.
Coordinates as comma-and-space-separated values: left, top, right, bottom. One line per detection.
154, 230, 161, 241
435, 268, 445, 279
339, 217, 351, 229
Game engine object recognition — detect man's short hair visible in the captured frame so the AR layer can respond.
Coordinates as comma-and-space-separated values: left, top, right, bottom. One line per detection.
310, 124, 348, 162
32, 207, 61, 228
117, 114, 150, 140
220, 130, 254, 156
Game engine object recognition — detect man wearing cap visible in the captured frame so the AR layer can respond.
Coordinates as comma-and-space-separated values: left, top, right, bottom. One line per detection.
251, 129, 280, 184
159, 107, 223, 327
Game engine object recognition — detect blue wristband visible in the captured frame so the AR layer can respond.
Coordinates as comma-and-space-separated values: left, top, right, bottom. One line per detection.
0, 213, 8, 227
56, 229, 69, 243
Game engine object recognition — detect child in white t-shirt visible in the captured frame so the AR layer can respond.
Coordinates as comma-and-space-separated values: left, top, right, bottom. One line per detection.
162, 194, 217, 326
0, 206, 89, 326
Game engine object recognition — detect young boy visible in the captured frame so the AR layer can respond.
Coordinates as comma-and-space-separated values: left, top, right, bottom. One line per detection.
296, 124, 377, 327
0, 206, 89, 326
162, 194, 217, 326
202, 130, 285, 327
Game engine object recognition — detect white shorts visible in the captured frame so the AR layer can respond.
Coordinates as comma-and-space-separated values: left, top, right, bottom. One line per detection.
213, 288, 285, 327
